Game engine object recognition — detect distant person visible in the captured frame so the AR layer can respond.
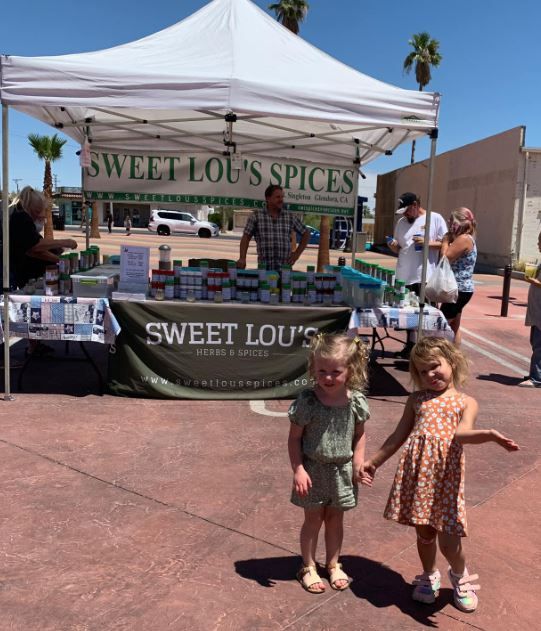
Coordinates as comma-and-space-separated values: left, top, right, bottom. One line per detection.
387, 192, 447, 358
440, 208, 478, 346
237, 184, 310, 270
288, 333, 370, 593
105, 209, 113, 234
518, 230, 541, 387
124, 213, 132, 236
361, 337, 519, 613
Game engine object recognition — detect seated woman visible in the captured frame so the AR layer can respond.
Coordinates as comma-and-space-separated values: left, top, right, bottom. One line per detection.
440, 208, 477, 346
9, 186, 78, 355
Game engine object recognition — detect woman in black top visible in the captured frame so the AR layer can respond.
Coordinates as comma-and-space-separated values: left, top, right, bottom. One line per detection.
9, 186, 77, 289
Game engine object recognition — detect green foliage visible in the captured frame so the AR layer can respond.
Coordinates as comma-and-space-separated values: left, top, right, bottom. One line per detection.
268, 0, 309, 34
403, 31, 442, 90
208, 212, 223, 228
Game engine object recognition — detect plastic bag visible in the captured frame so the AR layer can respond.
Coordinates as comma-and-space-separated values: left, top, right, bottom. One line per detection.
425, 256, 458, 303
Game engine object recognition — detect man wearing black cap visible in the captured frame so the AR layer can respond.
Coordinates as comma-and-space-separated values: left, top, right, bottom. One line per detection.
387, 192, 447, 357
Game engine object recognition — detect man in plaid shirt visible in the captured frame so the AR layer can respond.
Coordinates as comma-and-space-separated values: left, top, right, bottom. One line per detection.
237, 185, 310, 270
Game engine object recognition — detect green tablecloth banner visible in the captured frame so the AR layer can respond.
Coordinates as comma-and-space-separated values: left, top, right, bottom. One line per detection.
108, 301, 351, 399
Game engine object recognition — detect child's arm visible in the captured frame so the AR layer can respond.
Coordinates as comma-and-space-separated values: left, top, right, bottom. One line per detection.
288, 423, 312, 496
352, 423, 366, 483
454, 396, 520, 450
360, 395, 417, 485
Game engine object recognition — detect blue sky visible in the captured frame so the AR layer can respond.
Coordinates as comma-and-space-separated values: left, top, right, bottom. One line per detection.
1, 0, 539, 206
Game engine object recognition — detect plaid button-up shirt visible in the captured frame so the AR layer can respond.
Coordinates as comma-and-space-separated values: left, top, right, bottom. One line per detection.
243, 207, 307, 270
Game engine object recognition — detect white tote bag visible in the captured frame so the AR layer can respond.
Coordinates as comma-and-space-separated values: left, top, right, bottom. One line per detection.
425, 256, 458, 304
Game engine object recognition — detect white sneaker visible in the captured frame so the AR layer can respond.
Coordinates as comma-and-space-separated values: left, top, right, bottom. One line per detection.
412, 570, 441, 604
448, 568, 480, 613
518, 379, 541, 388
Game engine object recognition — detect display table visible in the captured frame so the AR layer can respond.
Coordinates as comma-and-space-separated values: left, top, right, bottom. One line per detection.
348, 305, 453, 356
2, 295, 121, 392
108, 300, 351, 400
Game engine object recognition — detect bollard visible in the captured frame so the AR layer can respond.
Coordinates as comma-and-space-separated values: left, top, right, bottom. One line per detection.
500, 263, 512, 317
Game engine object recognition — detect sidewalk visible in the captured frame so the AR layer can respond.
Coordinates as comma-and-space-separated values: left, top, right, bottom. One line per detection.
0, 249, 537, 630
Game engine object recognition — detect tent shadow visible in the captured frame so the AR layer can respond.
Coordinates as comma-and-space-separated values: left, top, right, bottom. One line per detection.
234, 554, 451, 627
367, 362, 409, 397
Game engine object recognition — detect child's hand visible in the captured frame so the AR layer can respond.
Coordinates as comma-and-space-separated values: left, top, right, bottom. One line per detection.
293, 468, 312, 497
491, 430, 520, 452
359, 461, 377, 487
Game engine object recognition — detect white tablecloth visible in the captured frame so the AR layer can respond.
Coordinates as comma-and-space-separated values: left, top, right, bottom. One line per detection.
348, 305, 453, 338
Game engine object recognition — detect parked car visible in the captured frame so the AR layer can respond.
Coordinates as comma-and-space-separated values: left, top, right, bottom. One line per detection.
296, 225, 320, 245
147, 210, 219, 238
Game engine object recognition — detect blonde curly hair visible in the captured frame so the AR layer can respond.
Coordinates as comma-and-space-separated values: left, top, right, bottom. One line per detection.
409, 336, 469, 389
308, 332, 369, 392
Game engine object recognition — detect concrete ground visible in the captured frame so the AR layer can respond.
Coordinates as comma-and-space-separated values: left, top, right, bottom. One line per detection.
1, 230, 539, 630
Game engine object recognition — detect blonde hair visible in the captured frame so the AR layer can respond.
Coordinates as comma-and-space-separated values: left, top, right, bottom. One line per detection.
308, 332, 369, 391
409, 337, 469, 389
448, 207, 477, 241
10, 186, 46, 215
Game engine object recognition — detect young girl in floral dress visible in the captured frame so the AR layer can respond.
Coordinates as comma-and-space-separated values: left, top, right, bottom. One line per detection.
288, 333, 370, 594
361, 337, 519, 612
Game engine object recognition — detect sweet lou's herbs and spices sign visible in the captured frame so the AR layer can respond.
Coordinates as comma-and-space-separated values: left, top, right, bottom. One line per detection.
85, 151, 356, 216
108, 302, 351, 399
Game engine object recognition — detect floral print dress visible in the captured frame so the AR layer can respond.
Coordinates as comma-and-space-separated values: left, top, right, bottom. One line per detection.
384, 391, 467, 536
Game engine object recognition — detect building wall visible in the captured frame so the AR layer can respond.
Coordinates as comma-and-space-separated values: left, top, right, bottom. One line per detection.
520, 152, 541, 262
375, 127, 526, 271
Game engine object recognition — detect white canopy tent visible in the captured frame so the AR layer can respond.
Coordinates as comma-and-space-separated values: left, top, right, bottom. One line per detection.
1, 0, 440, 397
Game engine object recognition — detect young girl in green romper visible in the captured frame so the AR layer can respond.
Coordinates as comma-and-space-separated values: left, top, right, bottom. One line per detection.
288, 333, 370, 594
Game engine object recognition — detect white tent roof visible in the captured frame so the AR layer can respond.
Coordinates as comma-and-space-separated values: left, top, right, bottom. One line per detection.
0, 0, 440, 166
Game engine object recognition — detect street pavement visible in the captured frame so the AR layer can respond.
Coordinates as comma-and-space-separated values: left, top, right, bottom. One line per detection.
0, 228, 538, 630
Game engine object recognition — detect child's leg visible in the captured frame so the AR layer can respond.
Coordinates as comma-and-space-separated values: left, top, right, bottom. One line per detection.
323, 507, 349, 589
412, 525, 441, 603
437, 533, 465, 575
323, 506, 344, 567
415, 525, 438, 573
300, 507, 325, 567
438, 532, 480, 612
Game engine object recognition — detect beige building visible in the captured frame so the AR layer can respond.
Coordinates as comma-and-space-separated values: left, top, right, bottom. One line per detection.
375, 127, 541, 271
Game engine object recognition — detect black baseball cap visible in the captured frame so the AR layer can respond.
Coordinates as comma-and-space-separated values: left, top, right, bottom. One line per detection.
396, 192, 419, 214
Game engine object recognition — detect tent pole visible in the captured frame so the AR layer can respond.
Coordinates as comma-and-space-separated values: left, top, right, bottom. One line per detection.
2, 104, 14, 400
350, 169, 360, 267
417, 128, 439, 337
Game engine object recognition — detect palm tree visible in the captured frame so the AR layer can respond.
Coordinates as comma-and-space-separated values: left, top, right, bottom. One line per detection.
28, 133, 67, 239
268, 0, 309, 34
268, 2, 331, 268
403, 32, 442, 164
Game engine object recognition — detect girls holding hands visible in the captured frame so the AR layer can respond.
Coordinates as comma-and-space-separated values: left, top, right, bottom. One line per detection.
361, 337, 519, 612
288, 333, 370, 594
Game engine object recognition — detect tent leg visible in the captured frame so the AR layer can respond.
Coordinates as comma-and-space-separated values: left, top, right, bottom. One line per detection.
417, 129, 438, 337
350, 169, 361, 267
2, 104, 14, 401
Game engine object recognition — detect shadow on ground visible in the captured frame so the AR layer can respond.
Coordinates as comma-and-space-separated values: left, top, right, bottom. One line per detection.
235, 554, 452, 628
3, 339, 108, 397
477, 373, 525, 386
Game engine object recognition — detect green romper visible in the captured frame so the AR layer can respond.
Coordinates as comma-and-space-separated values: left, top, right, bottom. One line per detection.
289, 389, 370, 510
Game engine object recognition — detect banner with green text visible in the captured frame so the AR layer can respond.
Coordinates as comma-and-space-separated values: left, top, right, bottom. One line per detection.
108, 301, 352, 399
85, 150, 355, 216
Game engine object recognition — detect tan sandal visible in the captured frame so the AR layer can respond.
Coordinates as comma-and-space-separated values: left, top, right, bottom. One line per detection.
327, 562, 351, 591
296, 565, 326, 594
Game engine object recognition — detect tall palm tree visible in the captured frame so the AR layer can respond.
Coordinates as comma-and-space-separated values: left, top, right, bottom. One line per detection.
403, 32, 442, 164
268, 2, 332, 269
268, 0, 309, 34
28, 133, 67, 239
